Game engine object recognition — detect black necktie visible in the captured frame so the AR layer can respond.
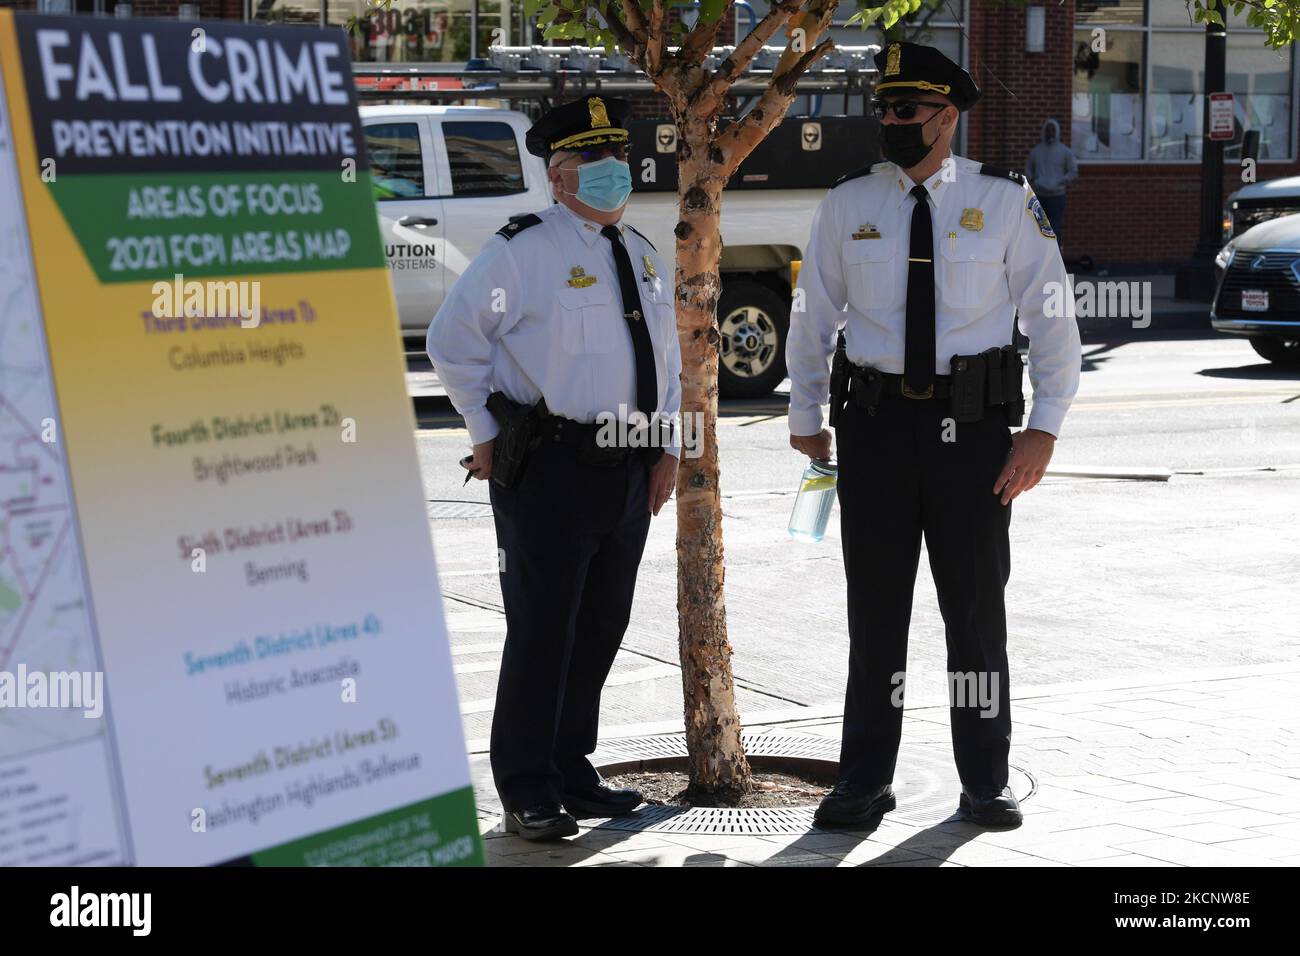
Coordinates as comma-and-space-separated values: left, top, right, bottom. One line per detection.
601, 224, 658, 417
904, 183, 936, 397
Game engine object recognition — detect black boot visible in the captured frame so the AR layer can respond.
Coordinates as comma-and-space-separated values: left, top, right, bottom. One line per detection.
814, 782, 896, 829
958, 786, 1022, 828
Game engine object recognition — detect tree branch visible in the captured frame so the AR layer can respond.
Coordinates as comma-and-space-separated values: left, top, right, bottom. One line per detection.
681, 2, 734, 63
690, 0, 802, 116
647, 0, 668, 77
716, 35, 834, 177
603, 4, 641, 59
620, 0, 650, 45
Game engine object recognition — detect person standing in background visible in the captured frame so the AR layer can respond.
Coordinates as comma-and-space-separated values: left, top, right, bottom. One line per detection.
1025, 118, 1078, 240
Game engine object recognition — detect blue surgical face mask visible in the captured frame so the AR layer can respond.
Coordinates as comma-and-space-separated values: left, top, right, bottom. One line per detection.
572, 156, 633, 211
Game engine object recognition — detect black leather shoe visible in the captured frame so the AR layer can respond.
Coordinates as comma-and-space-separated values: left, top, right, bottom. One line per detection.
958, 786, 1022, 828
814, 782, 896, 829
502, 804, 580, 841
562, 783, 643, 819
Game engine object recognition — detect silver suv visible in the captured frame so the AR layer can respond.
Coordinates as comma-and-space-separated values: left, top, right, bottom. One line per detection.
1212, 212, 1300, 366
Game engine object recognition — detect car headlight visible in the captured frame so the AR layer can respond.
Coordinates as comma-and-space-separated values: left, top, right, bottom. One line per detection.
1215, 242, 1235, 270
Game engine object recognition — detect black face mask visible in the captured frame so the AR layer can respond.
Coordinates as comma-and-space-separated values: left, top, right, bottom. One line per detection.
880, 110, 944, 168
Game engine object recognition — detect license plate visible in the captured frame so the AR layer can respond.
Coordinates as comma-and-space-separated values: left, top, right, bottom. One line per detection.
1241, 289, 1269, 312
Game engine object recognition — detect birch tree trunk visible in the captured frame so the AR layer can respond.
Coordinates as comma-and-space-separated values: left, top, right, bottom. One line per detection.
672, 109, 750, 801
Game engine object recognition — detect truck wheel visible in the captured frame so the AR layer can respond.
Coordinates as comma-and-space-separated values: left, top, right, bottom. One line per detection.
1249, 335, 1300, 367
717, 279, 789, 399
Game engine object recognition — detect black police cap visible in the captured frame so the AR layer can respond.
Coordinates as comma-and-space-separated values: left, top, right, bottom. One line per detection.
525, 95, 631, 159
873, 41, 982, 112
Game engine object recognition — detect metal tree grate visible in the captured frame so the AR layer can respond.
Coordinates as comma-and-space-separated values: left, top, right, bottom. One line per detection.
588, 733, 1035, 834
427, 500, 495, 520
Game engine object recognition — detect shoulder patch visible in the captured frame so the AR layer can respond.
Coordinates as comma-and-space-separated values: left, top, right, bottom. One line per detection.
1026, 193, 1057, 239
495, 213, 543, 240
832, 164, 876, 189
625, 223, 656, 251
978, 164, 1027, 187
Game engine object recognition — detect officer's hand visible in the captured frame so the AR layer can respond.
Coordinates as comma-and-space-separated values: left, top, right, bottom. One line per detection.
994, 428, 1055, 505
463, 440, 494, 482
790, 429, 832, 461
648, 452, 678, 516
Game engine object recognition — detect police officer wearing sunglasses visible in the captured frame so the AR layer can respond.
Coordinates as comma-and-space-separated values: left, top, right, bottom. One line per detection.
787, 42, 1082, 829
427, 96, 682, 840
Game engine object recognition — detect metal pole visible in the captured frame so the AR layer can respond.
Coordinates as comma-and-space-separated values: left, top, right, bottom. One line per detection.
1176, 0, 1227, 300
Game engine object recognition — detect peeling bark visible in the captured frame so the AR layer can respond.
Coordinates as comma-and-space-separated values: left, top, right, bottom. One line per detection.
594, 0, 840, 801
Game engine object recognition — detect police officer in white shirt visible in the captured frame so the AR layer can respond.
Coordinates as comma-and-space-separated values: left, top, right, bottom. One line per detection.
427, 96, 682, 841
786, 42, 1082, 830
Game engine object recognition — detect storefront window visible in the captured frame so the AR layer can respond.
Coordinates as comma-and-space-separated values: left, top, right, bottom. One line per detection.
1072, 28, 1144, 159
1227, 34, 1294, 159
1076, 2, 1295, 161
1148, 32, 1203, 159
252, 0, 322, 25
1076, 0, 1145, 26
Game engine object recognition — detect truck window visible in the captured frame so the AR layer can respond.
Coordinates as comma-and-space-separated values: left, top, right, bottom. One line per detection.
444, 121, 525, 197
365, 122, 425, 201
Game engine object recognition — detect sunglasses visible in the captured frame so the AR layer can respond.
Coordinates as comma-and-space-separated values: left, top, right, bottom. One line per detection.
871, 98, 950, 121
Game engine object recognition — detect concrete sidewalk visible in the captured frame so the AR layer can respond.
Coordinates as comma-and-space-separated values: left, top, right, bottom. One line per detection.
475, 662, 1300, 867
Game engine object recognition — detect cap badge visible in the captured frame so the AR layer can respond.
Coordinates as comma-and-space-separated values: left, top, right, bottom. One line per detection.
589, 97, 610, 129
885, 43, 901, 77
568, 266, 597, 288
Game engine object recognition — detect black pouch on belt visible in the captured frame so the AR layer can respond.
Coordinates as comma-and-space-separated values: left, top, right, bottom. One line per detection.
982, 346, 1006, 408
486, 391, 547, 489
949, 352, 987, 423
828, 329, 850, 428
1002, 344, 1026, 427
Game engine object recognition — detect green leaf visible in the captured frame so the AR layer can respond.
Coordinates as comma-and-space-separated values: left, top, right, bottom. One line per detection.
522, 0, 548, 18
536, 4, 559, 25
699, 0, 727, 23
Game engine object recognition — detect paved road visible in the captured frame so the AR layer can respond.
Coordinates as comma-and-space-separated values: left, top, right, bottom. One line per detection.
412, 328, 1300, 749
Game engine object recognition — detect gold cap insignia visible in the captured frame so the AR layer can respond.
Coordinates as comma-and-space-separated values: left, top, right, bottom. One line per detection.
885, 44, 901, 77
959, 208, 984, 232
589, 97, 610, 129
568, 266, 597, 288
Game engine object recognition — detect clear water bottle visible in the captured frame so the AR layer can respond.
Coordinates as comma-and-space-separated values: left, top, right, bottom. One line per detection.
788, 458, 837, 543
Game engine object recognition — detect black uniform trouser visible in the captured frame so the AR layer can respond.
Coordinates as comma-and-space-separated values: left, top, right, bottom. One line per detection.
487, 440, 651, 811
834, 392, 1014, 792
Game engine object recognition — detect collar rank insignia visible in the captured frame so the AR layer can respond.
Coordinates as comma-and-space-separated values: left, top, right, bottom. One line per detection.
959, 208, 984, 232
642, 255, 657, 278
568, 266, 597, 288
852, 223, 882, 240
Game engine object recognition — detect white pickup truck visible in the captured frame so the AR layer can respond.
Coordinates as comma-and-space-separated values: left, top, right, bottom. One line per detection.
360, 103, 832, 398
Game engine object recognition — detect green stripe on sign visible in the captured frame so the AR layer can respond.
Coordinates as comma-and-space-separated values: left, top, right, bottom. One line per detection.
250, 788, 484, 867
45, 171, 387, 283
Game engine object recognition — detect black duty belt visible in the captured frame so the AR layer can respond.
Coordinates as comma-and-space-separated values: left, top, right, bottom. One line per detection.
543, 414, 666, 467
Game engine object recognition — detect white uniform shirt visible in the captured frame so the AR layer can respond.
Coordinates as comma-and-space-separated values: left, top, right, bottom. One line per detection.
427, 202, 682, 457
787, 154, 1082, 438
